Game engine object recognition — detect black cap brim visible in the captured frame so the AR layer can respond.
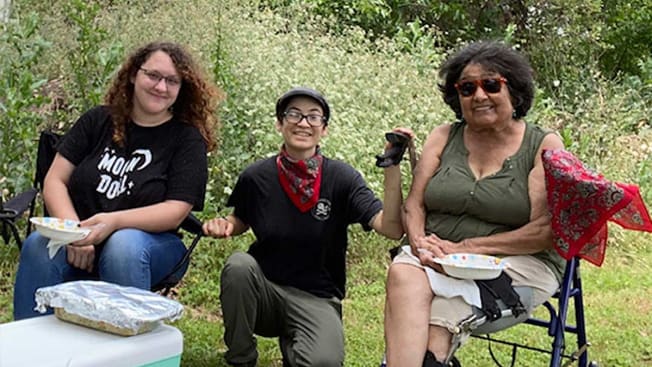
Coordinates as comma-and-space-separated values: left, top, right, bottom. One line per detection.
275, 87, 330, 124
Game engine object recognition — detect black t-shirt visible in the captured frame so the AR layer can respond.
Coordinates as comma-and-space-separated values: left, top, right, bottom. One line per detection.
228, 156, 383, 299
58, 106, 207, 220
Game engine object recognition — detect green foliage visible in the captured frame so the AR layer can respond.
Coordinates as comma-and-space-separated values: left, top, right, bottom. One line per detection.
265, 0, 652, 111
600, 0, 652, 78
204, 4, 448, 207
63, 0, 124, 113
637, 143, 652, 205
206, 3, 261, 212
0, 12, 51, 194
514, 1, 605, 99
291, 0, 525, 44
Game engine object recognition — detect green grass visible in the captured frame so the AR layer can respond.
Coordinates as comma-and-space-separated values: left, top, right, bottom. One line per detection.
3, 229, 650, 366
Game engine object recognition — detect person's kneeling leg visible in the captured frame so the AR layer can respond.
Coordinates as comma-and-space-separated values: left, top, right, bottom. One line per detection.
280, 287, 344, 367
221, 252, 284, 366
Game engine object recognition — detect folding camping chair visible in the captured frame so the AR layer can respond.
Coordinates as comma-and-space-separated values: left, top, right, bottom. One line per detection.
0, 129, 51, 247
1, 188, 38, 247
24, 130, 204, 295
459, 256, 597, 367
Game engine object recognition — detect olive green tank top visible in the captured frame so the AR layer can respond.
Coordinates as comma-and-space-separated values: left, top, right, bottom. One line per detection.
423, 121, 565, 281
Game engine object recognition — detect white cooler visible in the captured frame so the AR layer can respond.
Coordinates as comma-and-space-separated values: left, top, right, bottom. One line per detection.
0, 315, 183, 367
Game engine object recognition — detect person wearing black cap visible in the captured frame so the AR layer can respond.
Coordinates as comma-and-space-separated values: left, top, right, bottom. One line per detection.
203, 86, 411, 366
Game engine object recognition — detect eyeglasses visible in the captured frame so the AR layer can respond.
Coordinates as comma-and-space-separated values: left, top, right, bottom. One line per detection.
454, 77, 507, 97
139, 67, 182, 88
283, 111, 326, 127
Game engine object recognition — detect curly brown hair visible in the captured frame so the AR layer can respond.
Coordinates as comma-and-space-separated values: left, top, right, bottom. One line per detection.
104, 41, 223, 151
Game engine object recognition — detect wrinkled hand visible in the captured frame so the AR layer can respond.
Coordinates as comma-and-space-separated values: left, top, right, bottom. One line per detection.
392, 127, 415, 138
412, 233, 458, 274
67, 244, 95, 272
203, 217, 234, 238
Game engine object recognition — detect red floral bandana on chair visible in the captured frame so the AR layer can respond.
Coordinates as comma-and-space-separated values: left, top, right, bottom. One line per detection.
277, 146, 324, 212
542, 149, 652, 266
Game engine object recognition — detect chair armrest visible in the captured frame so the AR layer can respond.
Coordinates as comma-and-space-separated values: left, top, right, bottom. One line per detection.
1, 188, 38, 219
179, 213, 202, 235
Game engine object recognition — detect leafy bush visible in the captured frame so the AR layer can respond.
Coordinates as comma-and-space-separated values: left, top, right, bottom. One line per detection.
0, 12, 51, 194
600, 0, 652, 78
515, 1, 606, 99
264, 1, 651, 104
206, 4, 449, 208
62, 0, 124, 113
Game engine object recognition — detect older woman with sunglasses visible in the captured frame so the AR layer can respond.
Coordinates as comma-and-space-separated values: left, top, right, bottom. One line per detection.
14, 41, 222, 320
383, 41, 566, 366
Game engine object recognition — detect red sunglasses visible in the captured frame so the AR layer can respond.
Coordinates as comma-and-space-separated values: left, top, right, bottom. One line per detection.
454, 77, 508, 97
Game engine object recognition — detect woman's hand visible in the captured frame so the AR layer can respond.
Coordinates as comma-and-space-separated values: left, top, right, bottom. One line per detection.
412, 233, 459, 273
203, 217, 234, 238
66, 244, 95, 272
75, 213, 119, 247
388, 127, 415, 147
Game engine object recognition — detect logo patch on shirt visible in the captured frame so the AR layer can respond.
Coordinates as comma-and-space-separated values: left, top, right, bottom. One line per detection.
312, 199, 331, 221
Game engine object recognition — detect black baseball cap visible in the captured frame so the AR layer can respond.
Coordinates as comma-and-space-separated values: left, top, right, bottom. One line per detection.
275, 87, 330, 124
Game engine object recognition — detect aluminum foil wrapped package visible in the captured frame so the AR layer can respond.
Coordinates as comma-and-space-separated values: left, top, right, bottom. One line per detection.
35, 280, 184, 336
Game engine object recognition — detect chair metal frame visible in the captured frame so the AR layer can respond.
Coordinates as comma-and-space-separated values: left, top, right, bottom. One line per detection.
151, 213, 203, 296
469, 256, 593, 367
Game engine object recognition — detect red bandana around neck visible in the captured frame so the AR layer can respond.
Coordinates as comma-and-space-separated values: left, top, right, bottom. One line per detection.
542, 149, 652, 266
276, 146, 324, 212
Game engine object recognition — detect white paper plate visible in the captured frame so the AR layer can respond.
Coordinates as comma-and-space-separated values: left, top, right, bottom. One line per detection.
433, 253, 508, 280
30, 217, 90, 243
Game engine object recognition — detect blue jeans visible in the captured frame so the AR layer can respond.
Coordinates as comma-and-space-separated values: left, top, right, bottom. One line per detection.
13, 228, 188, 320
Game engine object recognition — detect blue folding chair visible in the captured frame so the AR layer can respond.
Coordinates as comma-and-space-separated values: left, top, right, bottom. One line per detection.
469, 256, 598, 367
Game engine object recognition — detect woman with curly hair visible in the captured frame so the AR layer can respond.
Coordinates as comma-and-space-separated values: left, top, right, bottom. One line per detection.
14, 41, 223, 319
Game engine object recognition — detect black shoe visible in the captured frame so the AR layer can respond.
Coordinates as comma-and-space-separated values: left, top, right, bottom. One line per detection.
422, 351, 461, 367
375, 132, 409, 167
422, 351, 439, 367
229, 361, 256, 367
449, 356, 461, 367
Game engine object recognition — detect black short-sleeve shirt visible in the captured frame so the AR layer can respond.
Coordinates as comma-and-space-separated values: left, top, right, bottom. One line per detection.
58, 106, 207, 220
228, 156, 383, 299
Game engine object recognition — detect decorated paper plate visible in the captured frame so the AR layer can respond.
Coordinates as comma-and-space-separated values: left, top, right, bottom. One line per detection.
30, 217, 90, 243
433, 253, 509, 280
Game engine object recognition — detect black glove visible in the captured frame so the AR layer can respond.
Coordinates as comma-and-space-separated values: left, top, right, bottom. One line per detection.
375, 131, 410, 167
